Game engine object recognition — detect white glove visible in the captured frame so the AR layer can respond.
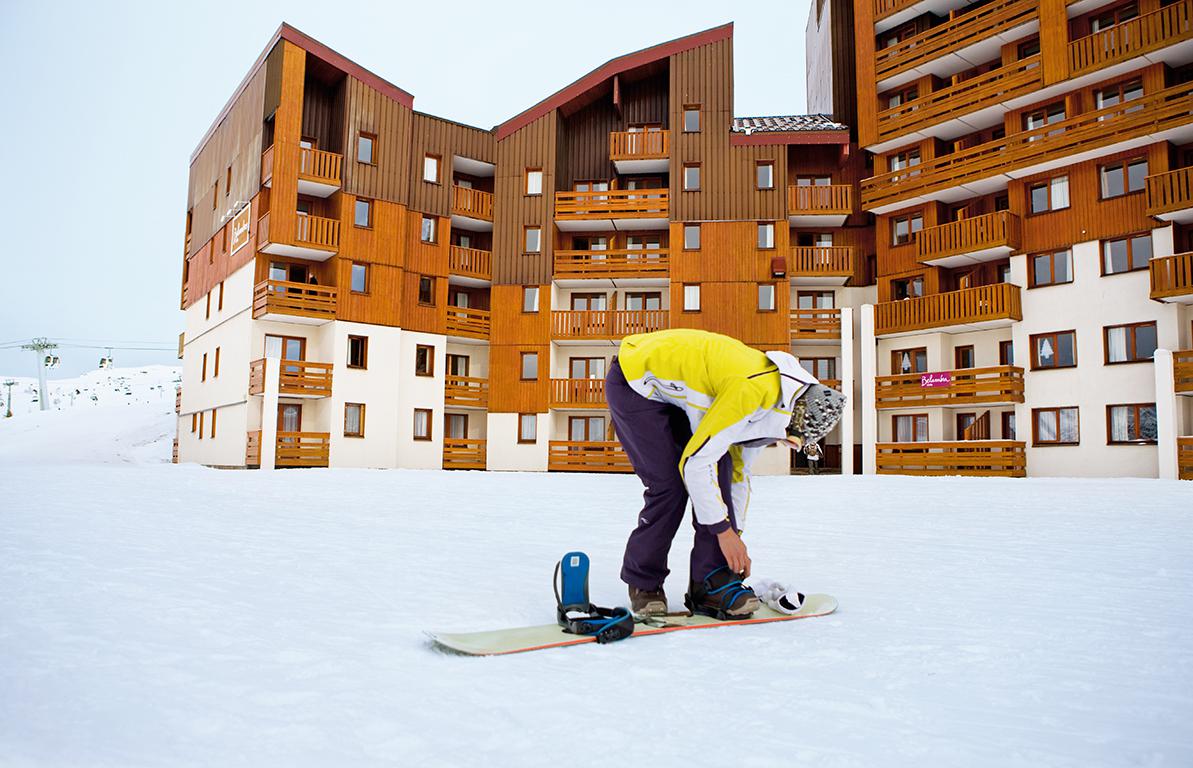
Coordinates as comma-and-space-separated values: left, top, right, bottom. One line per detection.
750, 578, 805, 615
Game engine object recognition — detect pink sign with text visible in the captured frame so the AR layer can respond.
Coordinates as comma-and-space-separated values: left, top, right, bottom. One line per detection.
920, 372, 952, 388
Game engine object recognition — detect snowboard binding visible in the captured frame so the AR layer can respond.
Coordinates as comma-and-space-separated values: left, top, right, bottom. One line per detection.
685, 566, 760, 621
554, 552, 634, 644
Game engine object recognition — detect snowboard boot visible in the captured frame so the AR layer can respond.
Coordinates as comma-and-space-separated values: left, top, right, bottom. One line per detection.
684, 567, 761, 620
787, 383, 846, 460
628, 584, 668, 616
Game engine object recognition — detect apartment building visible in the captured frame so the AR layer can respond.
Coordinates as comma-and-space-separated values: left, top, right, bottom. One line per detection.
175, 23, 874, 475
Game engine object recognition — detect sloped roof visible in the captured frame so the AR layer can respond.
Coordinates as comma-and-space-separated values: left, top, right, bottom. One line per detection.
731, 114, 849, 134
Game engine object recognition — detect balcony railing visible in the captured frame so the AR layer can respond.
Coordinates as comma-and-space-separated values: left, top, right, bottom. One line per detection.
787, 185, 852, 216
299, 147, 342, 185
445, 306, 491, 339
261, 145, 274, 186
875, 284, 1022, 336
443, 438, 487, 470
248, 358, 333, 398
550, 378, 607, 408
448, 246, 492, 281
452, 186, 494, 222
1146, 166, 1193, 219
1150, 252, 1193, 302
174, 388, 181, 414
548, 441, 632, 472
875, 366, 1025, 409
915, 211, 1022, 266
553, 249, 670, 280
1175, 350, 1193, 395
252, 280, 338, 322
1179, 436, 1193, 480
554, 189, 669, 221
257, 211, 341, 255
551, 309, 669, 339
445, 375, 489, 408
790, 308, 842, 340
876, 440, 1027, 477
609, 130, 669, 160
177, 331, 185, 360
874, 0, 921, 21
276, 432, 331, 468
247, 431, 261, 466
789, 247, 854, 280
1069, 0, 1193, 77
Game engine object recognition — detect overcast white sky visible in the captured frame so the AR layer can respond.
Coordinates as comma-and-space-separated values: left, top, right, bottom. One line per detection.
0, 0, 815, 377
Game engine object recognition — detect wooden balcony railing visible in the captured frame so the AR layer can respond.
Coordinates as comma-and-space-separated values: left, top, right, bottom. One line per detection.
863, 80, 1193, 210
445, 375, 489, 407
172, 437, 179, 464
1069, 0, 1193, 77
875, 366, 1025, 409
609, 130, 669, 160
445, 306, 491, 339
550, 378, 607, 408
554, 249, 670, 280
443, 438, 486, 470
451, 186, 494, 222
1146, 165, 1193, 218
790, 308, 842, 340
915, 211, 1022, 265
1150, 252, 1193, 301
961, 411, 992, 441
248, 358, 333, 397
819, 378, 843, 393
260, 145, 275, 185
1175, 350, 1193, 394
789, 247, 854, 279
174, 388, 181, 414
252, 280, 338, 322
875, 0, 920, 21
554, 188, 669, 220
875, 0, 1038, 83
876, 440, 1027, 477
787, 184, 852, 215
246, 431, 261, 466
548, 441, 633, 473
177, 331, 185, 359
449, 246, 492, 281
1179, 436, 1193, 480
299, 146, 342, 185
275, 432, 331, 468
295, 214, 340, 250
875, 284, 1022, 336
551, 309, 669, 339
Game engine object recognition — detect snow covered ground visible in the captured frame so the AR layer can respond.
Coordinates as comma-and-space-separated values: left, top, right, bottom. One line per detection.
1, 378, 1192, 767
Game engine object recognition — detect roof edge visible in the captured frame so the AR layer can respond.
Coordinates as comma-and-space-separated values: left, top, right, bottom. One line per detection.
729, 129, 851, 146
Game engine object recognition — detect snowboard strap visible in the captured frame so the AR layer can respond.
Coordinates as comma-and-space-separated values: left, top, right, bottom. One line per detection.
554, 552, 635, 644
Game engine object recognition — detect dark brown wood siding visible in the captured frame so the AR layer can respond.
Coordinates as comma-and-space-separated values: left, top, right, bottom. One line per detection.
408, 113, 496, 217
494, 112, 558, 285
340, 77, 414, 206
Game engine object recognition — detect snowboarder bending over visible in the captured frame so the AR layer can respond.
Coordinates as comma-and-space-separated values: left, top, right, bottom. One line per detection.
607, 329, 845, 620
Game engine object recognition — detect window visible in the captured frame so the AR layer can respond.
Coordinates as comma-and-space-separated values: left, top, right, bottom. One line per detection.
420, 215, 437, 243
357, 132, 376, 164
201, 352, 208, 382
683, 223, 701, 250
801, 357, 836, 380
205, 292, 211, 319
447, 354, 470, 377
415, 345, 435, 376
891, 276, 923, 300
1095, 79, 1144, 112
225, 165, 232, 195
570, 293, 607, 311
1023, 102, 1066, 136
683, 105, 700, 133
757, 222, 775, 249
683, 164, 701, 191
1107, 404, 1157, 444
522, 286, 539, 313
796, 232, 834, 247
892, 347, 927, 375
191, 412, 197, 434
212, 181, 218, 210
347, 335, 368, 369
1099, 157, 1147, 199
888, 150, 920, 180
885, 85, 918, 109
893, 414, 929, 442
624, 292, 662, 311
423, 154, 439, 183
198, 410, 205, 439
218, 281, 224, 310
797, 290, 834, 309
1018, 38, 1041, 59
757, 283, 776, 311
214, 347, 221, 377
344, 403, 365, 438
683, 284, 701, 311
1104, 322, 1157, 364
518, 413, 537, 444
1030, 250, 1073, 288
418, 275, 435, 305
1092, 3, 1140, 32
350, 263, 368, 294
1001, 412, 1016, 440
526, 169, 543, 195
1102, 233, 1152, 274
521, 351, 539, 380
210, 409, 218, 438
1028, 176, 1069, 213
1033, 407, 1080, 445
999, 340, 1014, 366
891, 212, 923, 245
413, 409, 432, 441
756, 161, 774, 190
524, 227, 541, 254
569, 415, 607, 441
354, 198, 372, 228
1031, 330, 1077, 370
954, 345, 975, 369
796, 175, 832, 187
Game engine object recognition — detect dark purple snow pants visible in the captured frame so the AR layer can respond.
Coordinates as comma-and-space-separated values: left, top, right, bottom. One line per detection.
606, 360, 737, 590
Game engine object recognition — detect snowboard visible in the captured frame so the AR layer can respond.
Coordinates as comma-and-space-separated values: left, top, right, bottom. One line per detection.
427, 593, 837, 656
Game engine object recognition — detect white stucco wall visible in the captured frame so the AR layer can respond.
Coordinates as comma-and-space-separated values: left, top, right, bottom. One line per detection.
487, 412, 549, 471
395, 330, 447, 469
327, 321, 404, 469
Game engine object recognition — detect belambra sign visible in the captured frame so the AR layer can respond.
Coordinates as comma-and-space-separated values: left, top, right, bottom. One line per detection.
229, 205, 252, 255
920, 372, 952, 388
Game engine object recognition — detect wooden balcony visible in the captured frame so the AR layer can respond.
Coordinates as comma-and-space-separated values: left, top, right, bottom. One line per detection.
790, 308, 842, 342
875, 366, 1025, 409
789, 247, 854, 285
445, 375, 489, 408
445, 306, 491, 340
1149, 252, 1193, 303
448, 246, 492, 282
553, 249, 669, 284
246, 430, 330, 468
554, 188, 669, 231
443, 438, 486, 470
875, 284, 1022, 337
177, 331, 185, 359
174, 387, 181, 414
862, 80, 1193, 213
548, 441, 632, 473
261, 144, 342, 197
247, 431, 261, 466
172, 437, 179, 464
1146, 166, 1193, 223
916, 211, 1021, 268
1179, 436, 1193, 480
1174, 350, 1193, 394
248, 358, 333, 398
787, 184, 852, 226
1069, 0, 1193, 78
252, 280, 338, 324
876, 440, 1027, 477
874, 0, 1038, 89
551, 309, 669, 341
550, 378, 607, 409
257, 211, 340, 260
609, 130, 669, 173
451, 186, 494, 229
